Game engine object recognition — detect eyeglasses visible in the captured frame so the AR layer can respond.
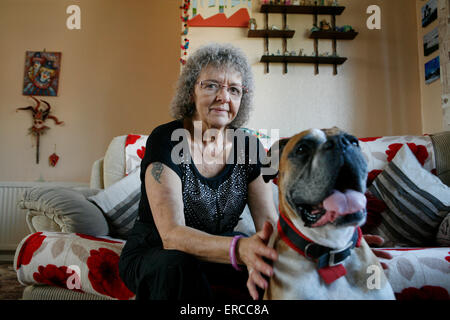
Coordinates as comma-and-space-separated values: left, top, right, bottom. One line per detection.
197, 80, 247, 98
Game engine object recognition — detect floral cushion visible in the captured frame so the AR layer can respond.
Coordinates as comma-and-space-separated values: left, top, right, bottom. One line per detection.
125, 134, 148, 176
14, 232, 450, 300
358, 135, 436, 186
14, 232, 135, 300
380, 247, 450, 300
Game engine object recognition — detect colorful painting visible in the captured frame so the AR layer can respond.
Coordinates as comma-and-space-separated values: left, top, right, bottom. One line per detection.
425, 56, 440, 85
188, 8, 250, 27
188, 0, 250, 28
23, 51, 61, 96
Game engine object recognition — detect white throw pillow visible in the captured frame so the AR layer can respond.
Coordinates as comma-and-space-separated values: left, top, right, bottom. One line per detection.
369, 145, 450, 247
88, 169, 141, 238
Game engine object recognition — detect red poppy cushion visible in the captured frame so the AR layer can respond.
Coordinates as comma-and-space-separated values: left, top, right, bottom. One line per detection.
15, 232, 135, 300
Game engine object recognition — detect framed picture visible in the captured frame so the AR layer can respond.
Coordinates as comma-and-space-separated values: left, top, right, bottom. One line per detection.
23, 51, 62, 96
425, 56, 440, 85
423, 27, 439, 56
421, 0, 438, 28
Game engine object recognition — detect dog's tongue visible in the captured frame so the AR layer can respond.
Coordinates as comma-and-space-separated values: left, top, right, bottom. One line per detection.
311, 190, 366, 227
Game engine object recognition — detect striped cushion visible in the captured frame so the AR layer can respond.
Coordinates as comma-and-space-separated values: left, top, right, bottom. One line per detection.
88, 169, 141, 239
369, 145, 450, 247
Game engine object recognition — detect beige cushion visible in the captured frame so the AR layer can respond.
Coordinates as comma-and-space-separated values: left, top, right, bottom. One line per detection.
103, 136, 127, 188
18, 187, 109, 236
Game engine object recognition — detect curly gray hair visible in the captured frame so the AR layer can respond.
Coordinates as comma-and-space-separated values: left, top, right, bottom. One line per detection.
170, 42, 254, 128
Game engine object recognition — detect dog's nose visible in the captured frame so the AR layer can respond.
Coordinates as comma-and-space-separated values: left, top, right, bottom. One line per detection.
324, 135, 350, 151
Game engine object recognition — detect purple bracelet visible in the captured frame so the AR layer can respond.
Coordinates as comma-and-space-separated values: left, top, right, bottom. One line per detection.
230, 235, 244, 271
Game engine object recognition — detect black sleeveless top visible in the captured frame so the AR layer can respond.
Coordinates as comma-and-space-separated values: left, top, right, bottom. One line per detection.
137, 120, 264, 246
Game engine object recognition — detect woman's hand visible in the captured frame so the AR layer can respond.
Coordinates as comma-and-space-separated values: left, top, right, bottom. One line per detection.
236, 221, 278, 300
363, 234, 392, 270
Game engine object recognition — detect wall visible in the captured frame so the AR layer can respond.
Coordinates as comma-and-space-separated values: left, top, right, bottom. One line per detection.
185, 0, 423, 139
0, 0, 180, 183
415, 0, 445, 134
437, 0, 450, 131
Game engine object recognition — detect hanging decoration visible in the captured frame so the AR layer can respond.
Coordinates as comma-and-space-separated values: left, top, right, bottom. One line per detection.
180, 0, 191, 65
16, 96, 64, 164
49, 145, 60, 167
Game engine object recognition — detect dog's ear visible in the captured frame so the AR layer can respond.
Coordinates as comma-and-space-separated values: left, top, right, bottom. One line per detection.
262, 138, 290, 183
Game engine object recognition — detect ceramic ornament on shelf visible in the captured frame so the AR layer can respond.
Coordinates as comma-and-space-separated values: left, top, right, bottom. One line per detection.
16, 96, 64, 164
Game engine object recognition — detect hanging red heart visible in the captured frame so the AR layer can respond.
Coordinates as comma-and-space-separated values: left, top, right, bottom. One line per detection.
49, 153, 59, 167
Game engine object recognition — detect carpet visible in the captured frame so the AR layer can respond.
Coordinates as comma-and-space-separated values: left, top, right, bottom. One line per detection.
0, 263, 24, 300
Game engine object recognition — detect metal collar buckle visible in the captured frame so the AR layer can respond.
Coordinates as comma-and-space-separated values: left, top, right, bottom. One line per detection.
304, 243, 315, 262
328, 241, 353, 267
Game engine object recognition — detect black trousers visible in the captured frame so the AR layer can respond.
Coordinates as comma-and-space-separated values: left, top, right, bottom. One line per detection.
118, 221, 253, 301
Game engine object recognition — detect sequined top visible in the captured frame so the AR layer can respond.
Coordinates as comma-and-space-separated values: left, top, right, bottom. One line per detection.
137, 120, 264, 245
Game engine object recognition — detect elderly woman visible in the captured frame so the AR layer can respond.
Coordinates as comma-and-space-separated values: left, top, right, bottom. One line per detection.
119, 43, 278, 300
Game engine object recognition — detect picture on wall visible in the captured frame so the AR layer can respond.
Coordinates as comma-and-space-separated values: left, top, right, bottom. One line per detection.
23, 51, 61, 96
423, 27, 439, 56
421, 0, 438, 28
425, 56, 440, 85
188, 0, 250, 27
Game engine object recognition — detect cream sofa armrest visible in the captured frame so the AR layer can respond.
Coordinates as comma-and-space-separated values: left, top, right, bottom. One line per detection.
90, 157, 104, 189
436, 213, 450, 246
18, 186, 109, 236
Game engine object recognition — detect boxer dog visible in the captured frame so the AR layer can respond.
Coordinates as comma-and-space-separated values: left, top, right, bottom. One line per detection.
262, 128, 395, 300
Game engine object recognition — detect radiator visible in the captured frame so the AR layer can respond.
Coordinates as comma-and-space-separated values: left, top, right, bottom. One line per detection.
0, 181, 88, 252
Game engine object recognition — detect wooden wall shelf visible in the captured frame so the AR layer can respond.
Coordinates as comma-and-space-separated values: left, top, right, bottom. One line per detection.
252, 4, 357, 75
248, 29, 295, 38
309, 30, 358, 40
261, 55, 347, 65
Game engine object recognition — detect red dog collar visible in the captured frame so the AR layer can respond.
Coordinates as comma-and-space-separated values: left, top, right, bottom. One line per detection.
277, 207, 362, 284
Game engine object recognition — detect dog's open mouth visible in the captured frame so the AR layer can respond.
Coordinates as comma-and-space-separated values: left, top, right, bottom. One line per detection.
294, 164, 367, 228
299, 190, 366, 228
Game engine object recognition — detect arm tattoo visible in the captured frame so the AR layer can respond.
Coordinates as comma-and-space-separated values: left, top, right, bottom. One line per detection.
151, 162, 164, 184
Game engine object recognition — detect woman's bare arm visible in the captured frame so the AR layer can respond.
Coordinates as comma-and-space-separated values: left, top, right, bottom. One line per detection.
147, 161, 277, 290
146, 162, 232, 264
247, 175, 278, 231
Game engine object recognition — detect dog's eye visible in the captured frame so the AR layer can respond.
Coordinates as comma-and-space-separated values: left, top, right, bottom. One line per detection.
345, 135, 359, 147
296, 144, 309, 155
350, 138, 359, 147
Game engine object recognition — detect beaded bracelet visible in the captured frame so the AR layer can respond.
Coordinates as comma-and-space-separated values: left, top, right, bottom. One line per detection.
229, 235, 244, 271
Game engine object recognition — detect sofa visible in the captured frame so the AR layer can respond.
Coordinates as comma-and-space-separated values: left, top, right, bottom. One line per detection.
14, 130, 450, 300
